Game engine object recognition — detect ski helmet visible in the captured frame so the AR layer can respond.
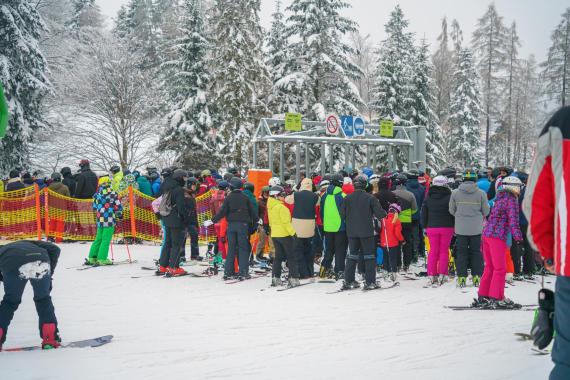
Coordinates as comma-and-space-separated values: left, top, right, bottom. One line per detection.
432, 175, 448, 187
269, 185, 285, 197
369, 174, 380, 184
172, 169, 188, 181
499, 176, 523, 196
160, 167, 173, 177
353, 175, 368, 190
393, 174, 408, 186
60, 167, 72, 176
362, 167, 373, 178
462, 169, 477, 181
319, 180, 330, 188
110, 165, 121, 174
331, 173, 343, 187
217, 180, 229, 190
51, 172, 62, 182
229, 177, 243, 190
268, 177, 281, 187
244, 182, 255, 192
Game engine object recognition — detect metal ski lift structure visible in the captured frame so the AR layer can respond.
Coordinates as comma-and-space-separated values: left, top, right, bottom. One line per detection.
251, 118, 427, 183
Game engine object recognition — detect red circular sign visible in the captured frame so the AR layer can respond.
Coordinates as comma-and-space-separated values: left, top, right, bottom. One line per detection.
326, 115, 339, 134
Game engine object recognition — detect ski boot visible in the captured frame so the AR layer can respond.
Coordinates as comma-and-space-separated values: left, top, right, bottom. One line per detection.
425, 276, 437, 287
472, 275, 480, 287
288, 278, 300, 288
471, 296, 491, 308
513, 273, 523, 281
318, 266, 328, 279
271, 276, 283, 287
438, 274, 448, 285
238, 273, 252, 281
85, 257, 98, 266
165, 267, 187, 277
156, 266, 169, 275
506, 273, 514, 285
97, 258, 113, 266
389, 273, 397, 282
335, 272, 345, 281
364, 282, 379, 290
41, 323, 61, 350
457, 277, 467, 288
495, 298, 522, 309
340, 281, 360, 290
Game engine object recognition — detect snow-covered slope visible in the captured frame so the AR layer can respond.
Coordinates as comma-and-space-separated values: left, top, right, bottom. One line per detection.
0, 243, 553, 380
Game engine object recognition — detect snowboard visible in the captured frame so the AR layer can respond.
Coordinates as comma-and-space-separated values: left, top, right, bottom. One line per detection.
3, 335, 113, 352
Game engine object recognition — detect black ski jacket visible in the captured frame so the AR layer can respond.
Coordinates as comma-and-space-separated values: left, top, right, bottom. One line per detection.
160, 177, 188, 228
421, 186, 454, 228
0, 241, 60, 281
212, 190, 258, 225
340, 189, 387, 238
75, 166, 98, 199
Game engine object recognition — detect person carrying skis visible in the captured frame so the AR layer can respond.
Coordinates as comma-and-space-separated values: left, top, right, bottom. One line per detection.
523, 106, 570, 379
267, 185, 300, 287
380, 203, 405, 282
475, 176, 523, 308
319, 173, 347, 280
421, 175, 454, 286
449, 169, 490, 287
340, 175, 386, 290
392, 174, 417, 272
86, 176, 123, 266
0, 240, 61, 350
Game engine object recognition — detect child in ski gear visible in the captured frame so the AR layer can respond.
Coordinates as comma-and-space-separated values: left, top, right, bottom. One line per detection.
523, 106, 570, 380
286, 178, 318, 279
87, 176, 123, 266
449, 169, 490, 287
210, 177, 258, 280
0, 240, 60, 350
340, 175, 386, 290
268, 185, 300, 287
421, 175, 454, 286
255, 186, 273, 261
478, 176, 523, 308
392, 174, 417, 272
380, 203, 405, 282
319, 173, 348, 279
109, 165, 123, 192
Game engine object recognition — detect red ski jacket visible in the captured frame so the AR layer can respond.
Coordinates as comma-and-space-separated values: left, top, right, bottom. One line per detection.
523, 106, 570, 277
379, 213, 404, 248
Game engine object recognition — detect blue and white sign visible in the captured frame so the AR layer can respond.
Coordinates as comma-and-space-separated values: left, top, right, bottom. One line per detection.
353, 116, 365, 136
340, 115, 353, 137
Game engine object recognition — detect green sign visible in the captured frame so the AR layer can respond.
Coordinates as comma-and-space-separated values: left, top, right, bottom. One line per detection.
0, 82, 8, 139
285, 113, 302, 132
380, 119, 394, 137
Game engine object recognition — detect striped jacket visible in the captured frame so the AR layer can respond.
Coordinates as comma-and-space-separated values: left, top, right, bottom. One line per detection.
522, 106, 570, 277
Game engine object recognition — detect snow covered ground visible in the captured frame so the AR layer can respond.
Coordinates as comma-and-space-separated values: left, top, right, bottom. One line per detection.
0, 243, 554, 380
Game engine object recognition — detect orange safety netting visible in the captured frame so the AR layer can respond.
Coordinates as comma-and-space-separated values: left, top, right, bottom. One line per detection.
0, 185, 217, 244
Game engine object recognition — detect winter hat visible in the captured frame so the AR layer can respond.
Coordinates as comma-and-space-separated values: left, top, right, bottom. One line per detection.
300, 178, 312, 191
268, 177, 281, 187
499, 176, 523, 196
269, 185, 285, 197
389, 203, 402, 213
343, 177, 352, 185
217, 180, 229, 190
369, 174, 380, 184
229, 177, 243, 190
319, 180, 330, 188
51, 173, 62, 182
432, 176, 448, 187
9, 169, 19, 179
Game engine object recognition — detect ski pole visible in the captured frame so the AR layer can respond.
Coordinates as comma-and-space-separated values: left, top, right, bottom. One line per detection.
110, 240, 115, 261
124, 237, 132, 263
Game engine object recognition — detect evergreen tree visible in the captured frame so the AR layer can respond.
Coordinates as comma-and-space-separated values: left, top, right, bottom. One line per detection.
450, 19, 463, 56
278, 0, 362, 119
0, 1, 51, 174
67, 0, 103, 30
502, 21, 521, 165
448, 49, 482, 168
409, 39, 445, 171
210, 0, 270, 166
432, 17, 453, 131
541, 7, 570, 107
158, 0, 218, 168
472, 3, 507, 166
370, 5, 415, 124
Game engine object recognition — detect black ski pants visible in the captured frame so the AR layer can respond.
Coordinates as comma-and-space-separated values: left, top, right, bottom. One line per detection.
273, 236, 299, 279
295, 237, 314, 278
383, 245, 401, 273
345, 237, 376, 285
179, 224, 200, 259
0, 269, 57, 343
160, 227, 185, 268
401, 223, 413, 269
410, 220, 420, 261
322, 231, 348, 274
455, 234, 483, 277
225, 222, 250, 277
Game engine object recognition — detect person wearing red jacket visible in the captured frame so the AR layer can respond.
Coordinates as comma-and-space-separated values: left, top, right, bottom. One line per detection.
523, 106, 570, 380
380, 203, 405, 282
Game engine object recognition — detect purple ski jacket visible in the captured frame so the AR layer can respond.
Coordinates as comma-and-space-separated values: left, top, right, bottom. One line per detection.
483, 191, 523, 242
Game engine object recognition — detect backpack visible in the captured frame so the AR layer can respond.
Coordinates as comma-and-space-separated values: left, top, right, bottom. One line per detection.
158, 192, 173, 217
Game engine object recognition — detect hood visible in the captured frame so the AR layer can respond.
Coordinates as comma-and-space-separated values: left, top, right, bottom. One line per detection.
137, 176, 150, 184
300, 178, 313, 191
267, 196, 282, 211
428, 186, 451, 198
406, 179, 420, 190
326, 185, 342, 195
458, 181, 478, 194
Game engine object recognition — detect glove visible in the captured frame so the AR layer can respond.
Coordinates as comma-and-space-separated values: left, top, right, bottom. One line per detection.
531, 288, 555, 350
203, 220, 214, 227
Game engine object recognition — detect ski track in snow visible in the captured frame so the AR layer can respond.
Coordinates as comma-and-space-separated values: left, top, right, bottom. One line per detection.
0, 243, 553, 380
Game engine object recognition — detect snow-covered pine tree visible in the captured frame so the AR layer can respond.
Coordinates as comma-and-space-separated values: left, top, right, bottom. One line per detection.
279, 0, 362, 119
472, 3, 507, 166
432, 17, 453, 133
450, 19, 463, 56
409, 39, 445, 172
370, 5, 415, 124
448, 49, 482, 168
541, 7, 570, 107
66, 0, 103, 30
210, 0, 270, 166
502, 22, 521, 165
0, 2, 51, 174
158, 0, 219, 168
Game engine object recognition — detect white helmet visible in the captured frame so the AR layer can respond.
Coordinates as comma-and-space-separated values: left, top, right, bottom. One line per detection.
268, 177, 281, 187
343, 177, 352, 185
319, 180, 330, 188
432, 175, 448, 187
369, 174, 380, 184
500, 176, 523, 195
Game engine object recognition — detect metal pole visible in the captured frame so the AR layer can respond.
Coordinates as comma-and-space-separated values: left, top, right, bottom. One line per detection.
388, 146, 394, 171
279, 142, 285, 182
305, 143, 310, 175
320, 143, 325, 176
344, 144, 349, 170
268, 142, 274, 174
366, 145, 371, 167
252, 142, 257, 168
329, 144, 334, 173
408, 128, 416, 170
372, 145, 377, 171
295, 143, 301, 184
351, 145, 356, 170
417, 126, 427, 172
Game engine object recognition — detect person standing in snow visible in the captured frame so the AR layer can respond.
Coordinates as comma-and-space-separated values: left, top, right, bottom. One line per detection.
392, 174, 417, 272
449, 169, 490, 288
255, 186, 273, 262
340, 175, 386, 290
475, 176, 524, 309
0, 240, 61, 350
109, 165, 123, 193
74, 160, 98, 199
380, 203, 405, 282
523, 106, 570, 379
60, 167, 76, 197
421, 176, 454, 286
133, 171, 152, 196
86, 176, 123, 266
406, 170, 426, 261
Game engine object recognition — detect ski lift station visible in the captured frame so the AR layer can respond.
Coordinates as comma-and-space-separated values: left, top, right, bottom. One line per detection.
251, 115, 427, 182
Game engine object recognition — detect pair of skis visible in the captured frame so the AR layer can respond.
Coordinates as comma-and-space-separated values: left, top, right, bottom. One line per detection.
72, 259, 138, 271
444, 304, 537, 311
326, 281, 400, 294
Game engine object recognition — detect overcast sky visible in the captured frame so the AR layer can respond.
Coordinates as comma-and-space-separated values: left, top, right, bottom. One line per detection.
96, 0, 569, 61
